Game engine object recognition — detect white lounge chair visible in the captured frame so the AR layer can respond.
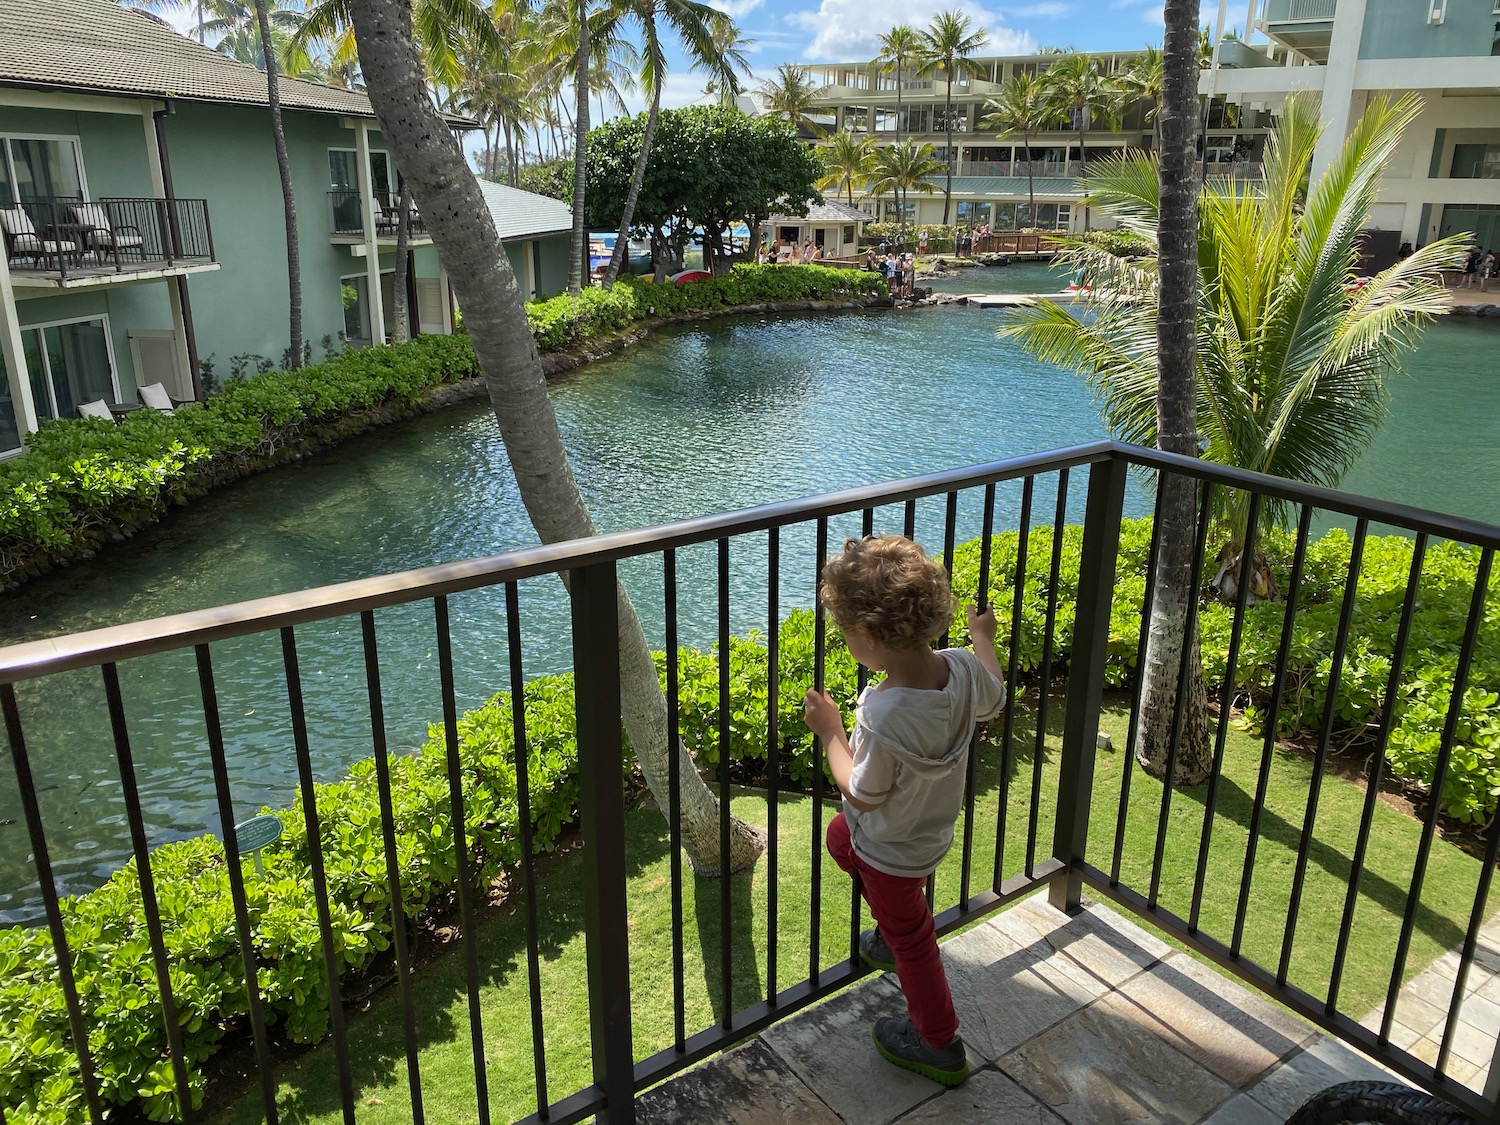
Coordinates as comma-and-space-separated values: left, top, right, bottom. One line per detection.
137, 382, 188, 414
0, 206, 76, 268
67, 202, 144, 261
77, 399, 116, 421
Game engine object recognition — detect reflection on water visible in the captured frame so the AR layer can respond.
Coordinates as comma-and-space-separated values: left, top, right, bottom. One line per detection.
0, 296, 1496, 921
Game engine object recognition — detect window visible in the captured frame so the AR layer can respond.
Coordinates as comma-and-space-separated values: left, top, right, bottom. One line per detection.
0, 135, 86, 205
956, 201, 990, 225
1450, 143, 1500, 179
994, 202, 1017, 229
0, 348, 21, 454
18, 317, 118, 421
842, 106, 869, 133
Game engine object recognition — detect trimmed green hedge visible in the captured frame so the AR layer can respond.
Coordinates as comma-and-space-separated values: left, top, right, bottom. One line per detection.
0, 265, 886, 582
2, 521, 1497, 1122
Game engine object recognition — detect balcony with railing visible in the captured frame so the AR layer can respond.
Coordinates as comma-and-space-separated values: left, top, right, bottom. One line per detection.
0, 196, 218, 288
328, 190, 430, 242
1261, 0, 1337, 60
1, 442, 1497, 1123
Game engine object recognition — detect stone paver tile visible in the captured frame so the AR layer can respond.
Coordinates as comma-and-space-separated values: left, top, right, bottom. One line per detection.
633, 1038, 844, 1125
760, 976, 980, 1125
1387, 990, 1449, 1039
945, 915, 1110, 1060
1436, 1016, 1496, 1068
1197, 1093, 1283, 1125
1114, 952, 1316, 1088
997, 895, 1170, 989
999, 991, 1235, 1125
1245, 1037, 1402, 1121
1407, 966, 1463, 1010
1476, 972, 1500, 1005
1457, 990, 1500, 1037
891, 1067, 1067, 1124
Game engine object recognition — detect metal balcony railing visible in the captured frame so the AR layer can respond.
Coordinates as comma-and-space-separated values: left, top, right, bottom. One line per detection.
329, 189, 428, 239
0, 196, 215, 281
2, 442, 1498, 1123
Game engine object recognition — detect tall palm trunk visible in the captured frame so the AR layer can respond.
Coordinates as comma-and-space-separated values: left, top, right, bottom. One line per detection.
942, 67, 953, 225
504, 120, 517, 187
348, 0, 763, 875
391, 180, 412, 343
570, 11, 591, 295
255, 0, 302, 369
1077, 112, 1089, 231
1023, 127, 1034, 228
604, 25, 661, 288
1137, 0, 1211, 785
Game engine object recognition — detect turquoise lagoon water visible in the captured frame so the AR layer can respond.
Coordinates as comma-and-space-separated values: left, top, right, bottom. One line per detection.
0, 260, 1495, 920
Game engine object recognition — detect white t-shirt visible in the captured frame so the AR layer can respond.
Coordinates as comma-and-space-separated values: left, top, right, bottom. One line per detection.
844, 649, 1006, 878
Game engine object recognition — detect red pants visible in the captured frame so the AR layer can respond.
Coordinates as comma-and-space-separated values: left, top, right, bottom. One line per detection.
827, 812, 959, 1048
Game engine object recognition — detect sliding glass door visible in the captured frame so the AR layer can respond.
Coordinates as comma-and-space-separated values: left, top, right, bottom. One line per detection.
21, 317, 118, 421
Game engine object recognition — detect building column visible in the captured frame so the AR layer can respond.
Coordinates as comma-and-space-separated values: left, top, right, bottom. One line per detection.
1309, 0, 1368, 184
438, 262, 455, 333
356, 120, 386, 344
0, 254, 39, 442
141, 102, 196, 399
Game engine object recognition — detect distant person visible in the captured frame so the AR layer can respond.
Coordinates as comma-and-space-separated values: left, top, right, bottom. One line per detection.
918, 229, 928, 256
1483, 250, 1498, 293
878, 238, 889, 257
1398, 241, 1413, 260
803, 534, 1005, 1087
1462, 247, 1481, 289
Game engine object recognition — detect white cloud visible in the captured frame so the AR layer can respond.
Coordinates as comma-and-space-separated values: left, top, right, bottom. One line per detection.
787, 0, 1036, 62
1139, 3, 1165, 26
1006, 2, 1071, 16
710, 0, 766, 19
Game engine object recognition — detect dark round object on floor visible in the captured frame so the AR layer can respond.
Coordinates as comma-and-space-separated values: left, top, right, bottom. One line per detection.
1285, 1081, 1475, 1125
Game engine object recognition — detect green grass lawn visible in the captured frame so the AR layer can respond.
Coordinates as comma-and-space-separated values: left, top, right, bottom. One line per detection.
208, 699, 1484, 1124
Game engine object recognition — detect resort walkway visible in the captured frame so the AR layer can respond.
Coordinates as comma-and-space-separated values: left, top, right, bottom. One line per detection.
634, 892, 1415, 1125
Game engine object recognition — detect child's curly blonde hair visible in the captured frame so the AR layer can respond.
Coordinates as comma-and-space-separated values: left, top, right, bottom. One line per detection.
819, 535, 955, 650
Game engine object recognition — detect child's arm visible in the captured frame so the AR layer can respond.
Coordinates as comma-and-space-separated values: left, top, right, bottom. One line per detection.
803, 689, 883, 812
966, 604, 1006, 689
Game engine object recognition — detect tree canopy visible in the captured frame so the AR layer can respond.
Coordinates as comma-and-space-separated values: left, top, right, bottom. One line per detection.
585, 105, 823, 252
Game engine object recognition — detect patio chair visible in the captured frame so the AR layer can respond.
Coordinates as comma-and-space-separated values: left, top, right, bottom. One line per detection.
66, 202, 144, 262
1286, 1081, 1473, 1124
77, 399, 117, 422
0, 205, 76, 269
137, 382, 190, 414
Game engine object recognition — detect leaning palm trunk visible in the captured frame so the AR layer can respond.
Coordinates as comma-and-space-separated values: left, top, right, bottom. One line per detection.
568, 1, 590, 295
348, 0, 763, 876
391, 180, 412, 343
255, 0, 302, 368
1137, 0, 1210, 782
604, 64, 661, 287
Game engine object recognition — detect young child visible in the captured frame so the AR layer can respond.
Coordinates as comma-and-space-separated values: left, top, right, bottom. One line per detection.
803, 535, 1006, 1087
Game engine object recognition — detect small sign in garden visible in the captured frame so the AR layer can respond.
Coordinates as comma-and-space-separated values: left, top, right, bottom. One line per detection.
233, 813, 283, 873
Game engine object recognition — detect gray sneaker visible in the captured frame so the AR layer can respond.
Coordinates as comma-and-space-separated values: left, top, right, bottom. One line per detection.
859, 928, 895, 972
871, 1016, 970, 1086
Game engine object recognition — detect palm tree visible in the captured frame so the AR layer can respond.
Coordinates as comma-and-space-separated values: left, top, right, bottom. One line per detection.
979, 72, 1057, 230
916, 11, 988, 225
251, 0, 302, 368
1121, 44, 1164, 153
692, 12, 754, 105
346, 0, 764, 877
873, 25, 921, 147
1000, 92, 1468, 783
601, 0, 739, 286
758, 64, 822, 136
1041, 52, 1122, 230
203, 0, 314, 74
869, 140, 941, 235
819, 132, 875, 206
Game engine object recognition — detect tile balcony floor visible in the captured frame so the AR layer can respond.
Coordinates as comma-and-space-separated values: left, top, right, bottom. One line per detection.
636, 892, 1446, 1125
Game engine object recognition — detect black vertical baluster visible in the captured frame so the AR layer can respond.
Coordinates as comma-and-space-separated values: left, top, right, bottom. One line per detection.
960, 483, 996, 909
279, 628, 357, 1124
1112, 480, 1167, 885
664, 553, 687, 1045
100, 663, 197, 1123
1232, 506, 1312, 956
1147, 479, 1214, 909
811, 517, 828, 983
765, 533, 780, 1004
717, 538, 734, 1026
940, 490, 959, 649
1277, 521, 1367, 985
433, 599, 491, 1121
196, 646, 281, 1125
1326, 535, 1426, 1012
1188, 494, 1262, 932
853, 509, 873, 960
1437, 778, 1500, 1075
1026, 469, 1069, 878
1, 685, 106, 1124
1382, 549, 1494, 1041
903, 499, 916, 541
355, 618, 425, 1124
505, 585, 551, 1110
994, 476, 1034, 891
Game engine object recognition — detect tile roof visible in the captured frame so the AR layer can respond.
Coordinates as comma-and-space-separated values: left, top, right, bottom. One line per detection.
766, 199, 870, 224
476, 179, 574, 242
0, 0, 456, 120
